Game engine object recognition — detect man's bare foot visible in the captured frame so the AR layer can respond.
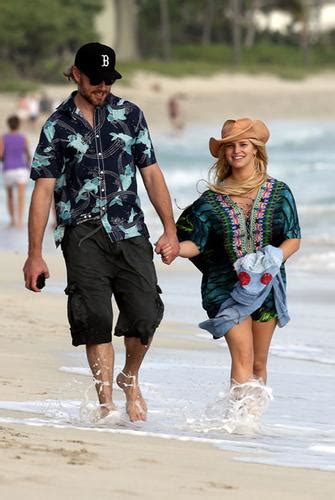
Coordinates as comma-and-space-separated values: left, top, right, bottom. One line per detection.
116, 371, 147, 422
99, 402, 118, 419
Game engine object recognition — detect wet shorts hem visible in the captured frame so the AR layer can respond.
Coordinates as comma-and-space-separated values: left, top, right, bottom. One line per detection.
71, 329, 112, 347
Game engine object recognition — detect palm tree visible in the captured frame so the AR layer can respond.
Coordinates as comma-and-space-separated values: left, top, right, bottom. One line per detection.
230, 0, 242, 65
159, 0, 171, 60
202, 0, 216, 45
114, 0, 139, 60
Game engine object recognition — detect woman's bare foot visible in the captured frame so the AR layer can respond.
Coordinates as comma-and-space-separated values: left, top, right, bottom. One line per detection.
116, 371, 147, 422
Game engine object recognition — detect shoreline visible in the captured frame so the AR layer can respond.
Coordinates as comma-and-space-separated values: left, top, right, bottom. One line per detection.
0, 280, 334, 500
0, 251, 335, 500
1, 71, 335, 140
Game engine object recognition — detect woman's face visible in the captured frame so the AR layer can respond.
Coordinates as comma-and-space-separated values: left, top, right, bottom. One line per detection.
224, 139, 257, 172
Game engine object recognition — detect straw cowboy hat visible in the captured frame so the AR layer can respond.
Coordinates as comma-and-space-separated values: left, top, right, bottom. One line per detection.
209, 118, 270, 158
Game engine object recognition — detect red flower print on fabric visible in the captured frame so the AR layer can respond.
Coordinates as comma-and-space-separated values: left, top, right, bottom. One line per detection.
260, 273, 273, 285
238, 272, 251, 286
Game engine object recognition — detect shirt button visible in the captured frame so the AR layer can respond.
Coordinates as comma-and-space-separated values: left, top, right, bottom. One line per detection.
101, 188, 105, 192
98, 152, 102, 156
96, 134, 99, 138
100, 171, 103, 175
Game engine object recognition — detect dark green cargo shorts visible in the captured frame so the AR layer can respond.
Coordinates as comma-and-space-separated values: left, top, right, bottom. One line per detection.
61, 222, 164, 347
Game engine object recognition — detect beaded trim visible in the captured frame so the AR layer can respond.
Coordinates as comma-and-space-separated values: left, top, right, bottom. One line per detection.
217, 178, 275, 258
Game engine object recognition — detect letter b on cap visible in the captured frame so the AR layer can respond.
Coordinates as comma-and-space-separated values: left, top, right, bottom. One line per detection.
101, 54, 109, 67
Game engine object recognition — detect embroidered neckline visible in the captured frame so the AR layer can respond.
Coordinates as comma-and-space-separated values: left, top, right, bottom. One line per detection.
217, 178, 275, 257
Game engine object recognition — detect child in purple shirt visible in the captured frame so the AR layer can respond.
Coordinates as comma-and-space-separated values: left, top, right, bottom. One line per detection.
0, 115, 31, 228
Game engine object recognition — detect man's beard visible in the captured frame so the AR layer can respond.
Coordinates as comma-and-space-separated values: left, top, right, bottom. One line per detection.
78, 86, 109, 106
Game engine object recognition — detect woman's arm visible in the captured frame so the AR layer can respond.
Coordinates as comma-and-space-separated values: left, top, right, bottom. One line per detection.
279, 238, 301, 261
179, 240, 200, 258
159, 240, 200, 260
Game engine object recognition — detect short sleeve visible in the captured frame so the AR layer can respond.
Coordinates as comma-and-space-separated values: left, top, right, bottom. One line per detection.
30, 119, 62, 180
132, 110, 157, 169
176, 199, 210, 253
281, 185, 301, 239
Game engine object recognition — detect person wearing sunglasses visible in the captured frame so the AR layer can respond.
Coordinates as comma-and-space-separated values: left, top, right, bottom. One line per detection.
23, 42, 179, 423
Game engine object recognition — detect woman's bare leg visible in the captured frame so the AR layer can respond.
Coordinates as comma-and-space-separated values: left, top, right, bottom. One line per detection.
252, 319, 277, 383
225, 317, 254, 384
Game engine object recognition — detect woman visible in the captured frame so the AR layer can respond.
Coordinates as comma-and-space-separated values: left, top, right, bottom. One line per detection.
160, 118, 301, 428
0, 115, 31, 228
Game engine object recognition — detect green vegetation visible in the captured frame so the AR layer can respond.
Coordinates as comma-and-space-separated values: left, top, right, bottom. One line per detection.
0, 0, 103, 91
118, 42, 335, 82
0, 0, 335, 92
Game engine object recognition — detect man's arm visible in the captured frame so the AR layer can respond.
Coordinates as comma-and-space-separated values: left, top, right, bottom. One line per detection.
23, 178, 56, 292
140, 163, 179, 264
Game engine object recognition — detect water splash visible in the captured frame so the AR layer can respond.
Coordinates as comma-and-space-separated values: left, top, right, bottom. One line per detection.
187, 379, 273, 435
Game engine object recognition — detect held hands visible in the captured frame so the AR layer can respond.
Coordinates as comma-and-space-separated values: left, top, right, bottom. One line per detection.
155, 237, 201, 264
154, 232, 180, 265
23, 256, 50, 292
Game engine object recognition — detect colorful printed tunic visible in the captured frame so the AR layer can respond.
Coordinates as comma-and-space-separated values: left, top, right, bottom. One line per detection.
30, 91, 157, 246
176, 177, 301, 318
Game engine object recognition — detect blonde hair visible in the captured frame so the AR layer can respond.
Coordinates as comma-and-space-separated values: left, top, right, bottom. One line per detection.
208, 139, 268, 196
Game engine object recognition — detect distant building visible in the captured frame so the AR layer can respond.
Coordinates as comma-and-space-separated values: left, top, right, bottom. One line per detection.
314, 3, 335, 32
254, 10, 292, 35
254, 2, 335, 36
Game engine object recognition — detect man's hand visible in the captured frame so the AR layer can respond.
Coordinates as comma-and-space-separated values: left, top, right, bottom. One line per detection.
23, 256, 50, 292
155, 232, 180, 265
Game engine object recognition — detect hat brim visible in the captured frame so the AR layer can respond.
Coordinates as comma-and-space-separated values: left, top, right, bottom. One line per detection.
112, 69, 122, 80
82, 69, 122, 82
209, 122, 269, 158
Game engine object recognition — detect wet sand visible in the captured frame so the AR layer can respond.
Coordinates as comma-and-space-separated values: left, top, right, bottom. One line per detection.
0, 251, 334, 499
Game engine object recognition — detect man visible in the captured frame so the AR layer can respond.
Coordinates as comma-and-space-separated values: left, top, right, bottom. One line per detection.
23, 42, 179, 422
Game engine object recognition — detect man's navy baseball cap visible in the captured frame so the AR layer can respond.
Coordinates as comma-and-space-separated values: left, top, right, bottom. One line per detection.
74, 42, 122, 85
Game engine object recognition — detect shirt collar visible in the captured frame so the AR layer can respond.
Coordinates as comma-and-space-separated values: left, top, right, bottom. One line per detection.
56, 91, 119, 117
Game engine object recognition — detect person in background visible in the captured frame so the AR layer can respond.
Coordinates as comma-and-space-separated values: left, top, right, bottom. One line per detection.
167, 94, 184, 132
23, 42, 179, 423
0, 115, 31, 228
159, 117, 301, 430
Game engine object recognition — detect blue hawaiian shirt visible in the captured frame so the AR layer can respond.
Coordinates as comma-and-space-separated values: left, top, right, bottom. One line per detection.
30, 91, 157, 246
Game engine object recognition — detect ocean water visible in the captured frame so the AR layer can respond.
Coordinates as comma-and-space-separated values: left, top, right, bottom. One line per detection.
0, 119, 334, 471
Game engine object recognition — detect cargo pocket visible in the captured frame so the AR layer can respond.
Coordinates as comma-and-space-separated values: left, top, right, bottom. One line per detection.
154, 284, 164, 328
64, 284, 88, 333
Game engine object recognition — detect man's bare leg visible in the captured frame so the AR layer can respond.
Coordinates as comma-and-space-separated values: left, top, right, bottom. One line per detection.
116, 337, 151, 422
86, 342, 116, 418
